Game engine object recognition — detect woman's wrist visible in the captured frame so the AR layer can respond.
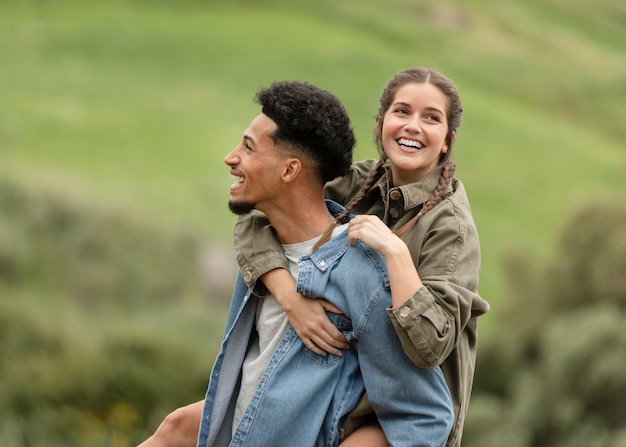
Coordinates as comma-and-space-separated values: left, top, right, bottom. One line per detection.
261, 268, 298, 308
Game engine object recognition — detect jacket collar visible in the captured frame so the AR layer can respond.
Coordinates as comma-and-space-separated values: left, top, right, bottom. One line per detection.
372, 165, 453, 211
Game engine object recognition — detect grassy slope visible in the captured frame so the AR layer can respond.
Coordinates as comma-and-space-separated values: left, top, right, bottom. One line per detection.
1, 0, 625, 324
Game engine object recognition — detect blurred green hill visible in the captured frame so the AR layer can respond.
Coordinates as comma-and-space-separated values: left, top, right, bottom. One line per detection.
1, 0, 625, 445
2, 0, 625, 305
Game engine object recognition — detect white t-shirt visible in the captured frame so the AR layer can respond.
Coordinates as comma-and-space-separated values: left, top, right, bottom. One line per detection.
232, 225, 348, 433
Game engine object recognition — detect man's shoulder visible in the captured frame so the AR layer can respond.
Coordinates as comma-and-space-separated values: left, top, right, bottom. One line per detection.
321, 232, 390, 287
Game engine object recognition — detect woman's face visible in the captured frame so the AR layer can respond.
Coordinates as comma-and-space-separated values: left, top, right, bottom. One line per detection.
380, 82, 451, 186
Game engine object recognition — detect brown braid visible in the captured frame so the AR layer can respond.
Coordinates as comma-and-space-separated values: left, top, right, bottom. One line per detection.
312, 159, 387, 250
394, 161, 456, 238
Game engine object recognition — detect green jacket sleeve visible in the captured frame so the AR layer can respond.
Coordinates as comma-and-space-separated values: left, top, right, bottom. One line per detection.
386, 180, 489, 369
233, 210, 287, 297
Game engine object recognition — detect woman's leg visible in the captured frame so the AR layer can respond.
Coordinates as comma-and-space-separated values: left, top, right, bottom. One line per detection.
137, 400, 204, 447
339, 423, 389, 447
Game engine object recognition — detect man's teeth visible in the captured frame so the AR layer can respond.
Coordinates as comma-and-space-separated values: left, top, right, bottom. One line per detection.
398, 138, 423, 149
232, 175, 244, 184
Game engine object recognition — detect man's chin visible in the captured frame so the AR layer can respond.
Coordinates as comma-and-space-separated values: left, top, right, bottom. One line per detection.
228, 200, 256, 215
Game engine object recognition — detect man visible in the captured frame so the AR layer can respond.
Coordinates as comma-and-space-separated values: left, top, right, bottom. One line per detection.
139, 81, 453, 447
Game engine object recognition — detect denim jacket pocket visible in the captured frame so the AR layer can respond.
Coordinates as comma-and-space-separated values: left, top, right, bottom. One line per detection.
303, 311, 353, 366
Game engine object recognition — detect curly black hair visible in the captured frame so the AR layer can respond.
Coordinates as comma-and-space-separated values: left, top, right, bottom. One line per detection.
255, 81, 355, 184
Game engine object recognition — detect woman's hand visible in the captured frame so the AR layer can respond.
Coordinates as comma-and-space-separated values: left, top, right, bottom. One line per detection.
348, 215, 423, 308
281, 288, 349, 356
347, 215, 402, 256
261, 268, 349, 356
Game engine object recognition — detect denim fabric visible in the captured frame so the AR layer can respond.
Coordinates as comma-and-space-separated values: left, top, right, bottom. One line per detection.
233, 164, 489, 447
198, 201, 454, 447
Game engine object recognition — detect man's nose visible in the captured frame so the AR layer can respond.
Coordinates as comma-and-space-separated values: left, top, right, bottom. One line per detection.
224, 147, 239, 165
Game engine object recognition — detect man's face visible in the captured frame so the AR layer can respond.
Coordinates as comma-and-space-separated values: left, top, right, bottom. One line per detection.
224, 114, 286, 215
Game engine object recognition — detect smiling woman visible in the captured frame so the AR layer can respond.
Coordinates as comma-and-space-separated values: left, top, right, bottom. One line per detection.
381, 82, 453, 185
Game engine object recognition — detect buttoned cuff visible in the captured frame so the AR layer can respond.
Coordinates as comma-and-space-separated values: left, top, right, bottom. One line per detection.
387, 285, 434, 324
238, 251, 290, 298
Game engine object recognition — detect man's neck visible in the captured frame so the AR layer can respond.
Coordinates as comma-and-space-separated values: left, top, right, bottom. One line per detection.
262, 195, 332, 245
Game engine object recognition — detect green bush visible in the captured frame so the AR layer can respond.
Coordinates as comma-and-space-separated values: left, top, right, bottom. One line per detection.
0, 176, 225, 446
467, 195, 626, 447
0, 176, 205, 311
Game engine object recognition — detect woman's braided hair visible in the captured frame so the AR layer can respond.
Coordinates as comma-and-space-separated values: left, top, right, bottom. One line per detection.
312, 159, 386, 249
393, 160, 456, 238
313, 67, 463, 250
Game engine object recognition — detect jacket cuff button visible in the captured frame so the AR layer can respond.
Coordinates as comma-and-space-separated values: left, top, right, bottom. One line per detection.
243, 271, 253, 283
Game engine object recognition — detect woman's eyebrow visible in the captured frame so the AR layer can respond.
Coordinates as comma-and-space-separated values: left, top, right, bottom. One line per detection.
424, 106, 445, 115
392, 101, 411, 108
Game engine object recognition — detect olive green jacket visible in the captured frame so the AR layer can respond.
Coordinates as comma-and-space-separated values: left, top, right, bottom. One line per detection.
232, 159, 490, 447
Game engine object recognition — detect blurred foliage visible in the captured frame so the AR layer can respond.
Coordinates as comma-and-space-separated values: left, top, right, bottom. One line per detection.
466, 195, 626, 447
0, 176, 203, 310
0, 175, 229, 446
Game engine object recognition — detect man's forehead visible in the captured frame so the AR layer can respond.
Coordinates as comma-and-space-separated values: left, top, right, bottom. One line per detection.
244, 114, 277, 143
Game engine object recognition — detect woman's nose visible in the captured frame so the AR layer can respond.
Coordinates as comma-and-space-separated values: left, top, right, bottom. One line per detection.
404, 115, 422, 133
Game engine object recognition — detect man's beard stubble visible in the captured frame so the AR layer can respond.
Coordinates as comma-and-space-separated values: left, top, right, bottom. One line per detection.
228, 200, 256, 216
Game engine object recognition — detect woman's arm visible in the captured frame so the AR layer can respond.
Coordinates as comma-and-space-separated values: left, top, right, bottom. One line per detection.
232, 210, 288, 296
233, 211, 348, 355
348, 193, 488, 369
260, 268, 348, 356
347, 215, 420, 308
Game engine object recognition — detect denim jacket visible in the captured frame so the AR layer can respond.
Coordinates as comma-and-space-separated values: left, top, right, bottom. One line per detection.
232, 163, 490, 446
197, 201, 454, 447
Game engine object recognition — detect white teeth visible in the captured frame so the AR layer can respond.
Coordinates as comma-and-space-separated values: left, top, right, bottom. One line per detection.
231, 174, 244, 184
398, 138, 424, 149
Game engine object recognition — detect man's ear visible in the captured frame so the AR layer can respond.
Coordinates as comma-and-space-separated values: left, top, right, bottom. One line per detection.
281, 158, 302, 183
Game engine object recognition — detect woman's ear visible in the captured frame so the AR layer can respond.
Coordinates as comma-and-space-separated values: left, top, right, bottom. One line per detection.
443, 131, 457, 154
375, 115, 383, 138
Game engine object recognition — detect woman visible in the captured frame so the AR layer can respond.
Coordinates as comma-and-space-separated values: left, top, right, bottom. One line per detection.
233, 66, 490, 447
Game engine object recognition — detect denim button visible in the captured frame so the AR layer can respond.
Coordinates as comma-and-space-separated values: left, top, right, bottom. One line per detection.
390, 189, 401, 200
320, 260, 326, 267
390, 208, 399, 218
400, 307, 410, 318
